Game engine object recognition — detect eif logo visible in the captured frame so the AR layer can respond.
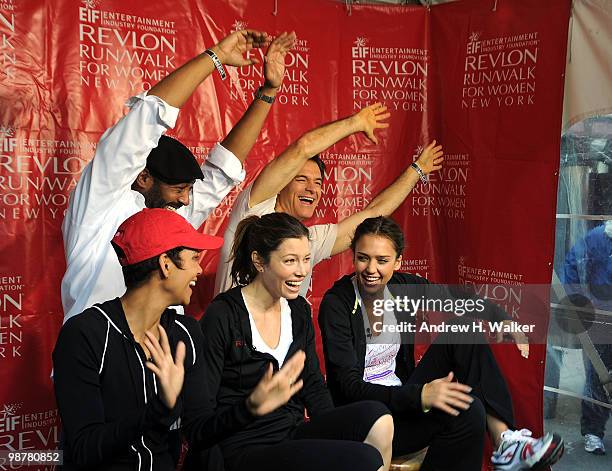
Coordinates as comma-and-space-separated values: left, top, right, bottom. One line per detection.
352, 37, 369, 59
0, 403, 22, 432
81, 0, 102, 9
467, 31, 482, 54
231, 20, 248, 32
412, 145, 424, 162
1, 125, 16, 152
0, 124, 15, 137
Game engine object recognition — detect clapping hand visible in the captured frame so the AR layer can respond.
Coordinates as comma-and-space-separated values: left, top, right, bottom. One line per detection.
144, 325, 185, 409
264, 31, 296, 89
211, 30, 269, 67
247, 350, 306, 416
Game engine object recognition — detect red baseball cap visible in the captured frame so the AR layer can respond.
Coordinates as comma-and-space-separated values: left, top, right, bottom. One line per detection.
112, 208, 223, 266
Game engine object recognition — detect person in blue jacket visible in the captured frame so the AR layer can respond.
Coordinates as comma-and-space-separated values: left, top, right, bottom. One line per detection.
564, 220, 612, 455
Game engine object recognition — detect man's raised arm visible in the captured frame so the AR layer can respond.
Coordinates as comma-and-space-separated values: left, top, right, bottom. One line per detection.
220, 32, 296, 163
331, 140, 444, 256
148, 30, 268, 108
249, 103, 390, 208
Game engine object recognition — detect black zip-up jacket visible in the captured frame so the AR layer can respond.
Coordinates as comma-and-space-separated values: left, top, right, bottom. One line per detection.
318, 273, 509, 414
196, 287, 334, 463
53, 298, 255, 471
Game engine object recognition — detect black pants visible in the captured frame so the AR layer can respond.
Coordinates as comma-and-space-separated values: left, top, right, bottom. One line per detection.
230, 401, 388, 471
393, 330, 515, 471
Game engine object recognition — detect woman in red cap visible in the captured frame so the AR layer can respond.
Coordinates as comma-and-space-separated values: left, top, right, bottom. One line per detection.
53, 209, 305, 471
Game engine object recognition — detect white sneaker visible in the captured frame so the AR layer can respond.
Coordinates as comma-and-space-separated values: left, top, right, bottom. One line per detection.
584, 434, 606, 455
491, 428, 564, 470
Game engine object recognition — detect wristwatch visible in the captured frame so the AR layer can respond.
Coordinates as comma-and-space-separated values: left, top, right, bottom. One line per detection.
254, 86, 276, 104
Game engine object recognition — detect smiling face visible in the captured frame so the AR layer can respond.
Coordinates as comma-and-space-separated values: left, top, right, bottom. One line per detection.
275, 160, 323, 221
353, 234, 402, 298
143, 178, 194, 210
257, 236, 311, 300
163, 248, 203, 306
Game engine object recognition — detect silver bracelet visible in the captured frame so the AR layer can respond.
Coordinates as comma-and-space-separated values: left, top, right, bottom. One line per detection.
204, 49, 227, 80
411, 162, 429, 184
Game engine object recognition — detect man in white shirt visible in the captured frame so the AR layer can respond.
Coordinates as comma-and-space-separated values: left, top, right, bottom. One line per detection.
214, 105, 445, 297
62, 30, 296, 322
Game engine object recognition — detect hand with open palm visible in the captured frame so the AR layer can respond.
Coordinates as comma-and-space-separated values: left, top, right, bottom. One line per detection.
264, 31, 296, 89
211, 30, 269, 67
144, 325, 185, 409
247, 350, 306, 416
352, 102, 391, 145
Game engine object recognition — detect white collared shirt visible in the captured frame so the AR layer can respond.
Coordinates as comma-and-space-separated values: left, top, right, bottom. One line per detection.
61, 93, 245, 322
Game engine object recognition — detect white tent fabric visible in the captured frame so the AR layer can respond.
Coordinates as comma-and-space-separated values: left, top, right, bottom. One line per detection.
563, 0, 612, 131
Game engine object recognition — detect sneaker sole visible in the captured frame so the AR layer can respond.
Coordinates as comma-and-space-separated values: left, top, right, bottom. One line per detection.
532, 434, 564, 469
585, 447, 605, 456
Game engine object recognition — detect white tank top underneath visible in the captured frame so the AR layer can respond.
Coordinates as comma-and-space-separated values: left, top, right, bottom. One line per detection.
243, 292, 293, 367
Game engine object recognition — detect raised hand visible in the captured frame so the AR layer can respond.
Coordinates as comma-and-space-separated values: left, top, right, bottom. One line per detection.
496, 321, 530, 359
421, 371, 473, 416
264, 31, 296, 89
353, 102, 391, 145
211, 30, 269, 67
247, 350, 306, 416
144, 325, 186, 409
415, 140, 444, 174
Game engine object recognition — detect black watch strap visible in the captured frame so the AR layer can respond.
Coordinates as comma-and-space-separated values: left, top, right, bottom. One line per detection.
254, 86, 275, 104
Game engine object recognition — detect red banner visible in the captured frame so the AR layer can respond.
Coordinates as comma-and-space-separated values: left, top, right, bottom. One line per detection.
0, 0, 570, 465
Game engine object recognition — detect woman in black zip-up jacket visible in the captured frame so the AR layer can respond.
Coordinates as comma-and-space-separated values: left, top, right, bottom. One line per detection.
53, 209, 308, 471
194, 212, 394, 471
318, 216, 565, 471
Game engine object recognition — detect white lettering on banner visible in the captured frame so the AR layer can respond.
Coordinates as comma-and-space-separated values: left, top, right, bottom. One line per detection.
457, 256, 525, 322
315, 153, 373, 220
0, 1, 16, 82
0, 133, 93, 221
351, 36, 428, 112
0, 404, 59, 452
0, 278, 23, 359
411, 150, 470, 220
401, 259, 429, 280
78, 5, 177, 91
462, 32, 539, 109
228, 21, 310, 107
78, 25, 175, 52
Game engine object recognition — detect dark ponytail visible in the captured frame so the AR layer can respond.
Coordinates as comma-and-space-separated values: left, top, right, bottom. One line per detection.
230, 212, 310, 287
350, 216, 405, 257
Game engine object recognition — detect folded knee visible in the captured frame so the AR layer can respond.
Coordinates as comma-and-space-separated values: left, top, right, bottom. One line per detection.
358, 443, 385, 470
368, 413, 394, 445
457, 396, 486, 434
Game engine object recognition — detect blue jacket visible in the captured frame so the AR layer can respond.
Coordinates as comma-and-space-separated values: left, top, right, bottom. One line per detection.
564, 225, 612, 309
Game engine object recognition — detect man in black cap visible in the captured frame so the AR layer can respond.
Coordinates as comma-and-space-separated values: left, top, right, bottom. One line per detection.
61, 29, 296, 322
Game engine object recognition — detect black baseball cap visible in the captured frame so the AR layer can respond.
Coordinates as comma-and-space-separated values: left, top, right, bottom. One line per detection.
146, 135, 204, 184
